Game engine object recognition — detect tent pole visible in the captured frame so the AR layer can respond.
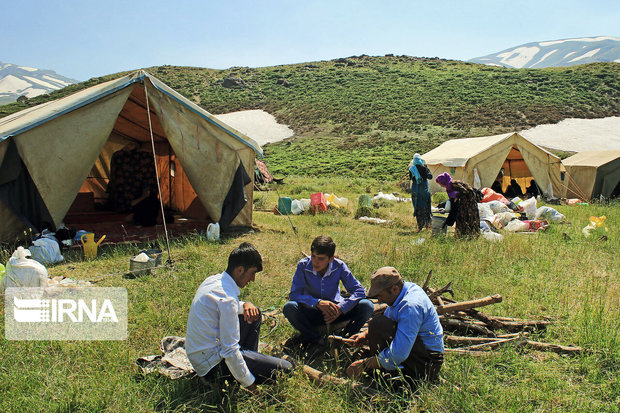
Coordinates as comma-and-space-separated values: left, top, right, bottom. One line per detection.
143, 81, 173, 265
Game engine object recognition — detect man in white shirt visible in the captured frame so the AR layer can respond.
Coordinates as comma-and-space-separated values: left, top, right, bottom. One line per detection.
186, 242, 292, 391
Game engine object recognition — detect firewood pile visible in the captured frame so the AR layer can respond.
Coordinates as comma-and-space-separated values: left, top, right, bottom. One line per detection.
413, 271, 582, 356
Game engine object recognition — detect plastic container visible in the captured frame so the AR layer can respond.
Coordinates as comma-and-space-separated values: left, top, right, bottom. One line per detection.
206, 222, 220, 241
327, 194, 348, 208
139, 249, 163, 267
310, 193, 327, 212
358, 194, 372, 209
278, 197, 292, 215
431, 215, 447, 236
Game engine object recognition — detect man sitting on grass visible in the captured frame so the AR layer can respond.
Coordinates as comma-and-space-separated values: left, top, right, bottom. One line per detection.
345, 266, 444, 382
186, 242, 292, 391
283, 235, 374, 357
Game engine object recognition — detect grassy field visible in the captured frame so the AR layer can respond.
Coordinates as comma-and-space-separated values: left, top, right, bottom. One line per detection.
0, 176, 618, 412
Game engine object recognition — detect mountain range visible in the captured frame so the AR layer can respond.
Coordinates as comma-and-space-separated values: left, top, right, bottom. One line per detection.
0, 62, 77, 105
469, 36, 620, 68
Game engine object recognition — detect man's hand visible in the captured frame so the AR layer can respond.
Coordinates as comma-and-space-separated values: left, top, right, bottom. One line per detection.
242, 302, 260, 323
347, 331, 369, 347
316, 300, 342, 324
346, 357, 379, 378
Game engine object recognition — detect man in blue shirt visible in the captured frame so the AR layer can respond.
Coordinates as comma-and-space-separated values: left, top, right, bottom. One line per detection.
283, 235, 374, 354
345, 266, 444, 381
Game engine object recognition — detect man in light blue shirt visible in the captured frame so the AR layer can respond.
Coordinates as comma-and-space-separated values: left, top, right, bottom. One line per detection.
345, 266, 444, 382
186, 243, 292, 391
283, 235, 374, 353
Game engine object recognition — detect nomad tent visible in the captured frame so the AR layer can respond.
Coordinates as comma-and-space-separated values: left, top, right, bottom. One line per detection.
561, 151, 620, 200
0, 71, 262, 243
422, 132, 562, 196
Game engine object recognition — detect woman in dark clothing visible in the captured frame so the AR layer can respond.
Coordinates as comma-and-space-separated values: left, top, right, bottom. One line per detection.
435, 173, 480, 238
408, 154, 433, 231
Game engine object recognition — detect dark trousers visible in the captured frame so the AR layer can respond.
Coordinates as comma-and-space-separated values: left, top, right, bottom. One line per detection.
283, 299, 375, 343
203, 313, 292, 385
367, 315, 443, 381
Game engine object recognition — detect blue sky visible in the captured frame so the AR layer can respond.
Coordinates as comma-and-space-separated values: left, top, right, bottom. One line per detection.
3, 0, 619, 81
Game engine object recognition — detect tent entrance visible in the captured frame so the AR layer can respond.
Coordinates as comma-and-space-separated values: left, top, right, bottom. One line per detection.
496, 146, 535, 195
63, 84, 210, 242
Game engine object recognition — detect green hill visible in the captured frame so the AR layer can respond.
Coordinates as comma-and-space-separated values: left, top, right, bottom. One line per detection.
2, 56, 619, 179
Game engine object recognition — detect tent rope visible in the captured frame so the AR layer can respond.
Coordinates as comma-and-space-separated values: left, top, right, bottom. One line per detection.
561, 171, 590, 201
143, 82, 173, 266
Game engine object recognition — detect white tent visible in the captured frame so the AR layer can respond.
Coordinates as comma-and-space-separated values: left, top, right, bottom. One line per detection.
422, 132, 562, 196
0, 71, 262, 242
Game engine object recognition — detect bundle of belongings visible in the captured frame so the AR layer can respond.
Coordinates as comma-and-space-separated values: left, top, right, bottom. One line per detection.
476, 188, 565, 236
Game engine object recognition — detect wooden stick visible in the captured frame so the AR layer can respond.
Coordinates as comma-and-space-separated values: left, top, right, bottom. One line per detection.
436, 294, 503, 315
444, 335, 498, 346
444, 348, 493, 357
459, 336, 527, 351
525, 340, 583, 355
422, 270, 433, 290
440, 319, 495, 336
328, 335, 356, 344
261, 343, 378, 395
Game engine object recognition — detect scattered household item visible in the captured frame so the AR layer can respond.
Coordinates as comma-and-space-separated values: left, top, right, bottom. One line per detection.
487, 200, 511, 214
504, 220, 530, 232
565, 198, 583, 205
482, 231, 503, 242
140, 248, 163, 267
326, 193, 349, 208
129, 252, 157, 277
521, 220, 549, 232
480, 188, 510, 205
29, 237, 64, 265
357, 216, 393, 225
431, 215, 448, 236
582, 216, 608, 237
206, 222, 220, 242
291, 200, 304, 215
412, 238, 426, 245
358, 194, 372, 209
371, 192, 408, 202
535, 206, 565, 223
490, 212, 520, 228
81, 233, 106, 259
511, 197, 523, 205
277, 197, 292, 215
520, 197, 538, 219
2, 247, 49, 289
74, 230, 90, 243
45, 275, 92, 287
477, 203, 494, 219
311, 192, 328, 212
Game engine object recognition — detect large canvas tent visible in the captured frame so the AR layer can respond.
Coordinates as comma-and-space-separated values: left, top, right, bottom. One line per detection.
422, 132, 562, 196
561, 151, 620, 200
0, 71, 262, 243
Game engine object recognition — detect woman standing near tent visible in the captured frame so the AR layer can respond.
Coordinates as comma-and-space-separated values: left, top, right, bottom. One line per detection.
435, 172, 480, 238
408, 154, 433, 231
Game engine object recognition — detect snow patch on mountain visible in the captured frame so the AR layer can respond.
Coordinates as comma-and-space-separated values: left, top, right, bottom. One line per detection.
470, 36, 620, 68
0, 62, 77, 104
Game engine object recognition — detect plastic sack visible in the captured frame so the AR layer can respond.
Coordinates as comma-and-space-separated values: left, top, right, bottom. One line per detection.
29, 237, 64, 265
3, 247, 49, 289
493, 212, 519, 228
487, 200, 511, 214
511, 197, 523, 205
520, 197, 537, 219
291, 199, 304, 215
329, 194, 348, 208
482, 231, 504, 242
206, 222, 220, 242
504, 220, 530, 232
300, 199, 311, 211
535, 206, 565, 223
481, 188, 509, 205
478, 203, 494, 219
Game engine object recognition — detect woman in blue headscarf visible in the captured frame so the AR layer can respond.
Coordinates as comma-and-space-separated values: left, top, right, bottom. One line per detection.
408, 154, 433, 231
